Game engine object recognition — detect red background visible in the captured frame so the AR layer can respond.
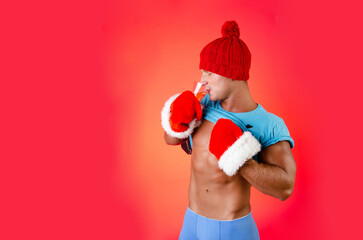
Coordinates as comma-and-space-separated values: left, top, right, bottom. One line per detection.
1, 0, 363, 239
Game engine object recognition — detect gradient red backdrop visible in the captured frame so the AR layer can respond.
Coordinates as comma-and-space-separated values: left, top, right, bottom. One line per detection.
1, 0, 363, 239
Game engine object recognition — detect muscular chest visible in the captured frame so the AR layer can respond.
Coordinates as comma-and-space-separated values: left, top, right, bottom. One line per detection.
192, 120, 214, 150
191, 120, 234, 183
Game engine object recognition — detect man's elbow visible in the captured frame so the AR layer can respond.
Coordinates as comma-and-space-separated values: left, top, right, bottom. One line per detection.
278, 181, 295, 201
278, 186, 294, 201
279, 169, 296, 201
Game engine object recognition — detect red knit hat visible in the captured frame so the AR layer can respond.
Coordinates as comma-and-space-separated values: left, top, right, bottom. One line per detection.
199, 20, 251, 80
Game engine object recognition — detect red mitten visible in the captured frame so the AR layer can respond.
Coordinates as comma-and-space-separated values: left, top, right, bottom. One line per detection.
161, 91, 203, 139
209, 118, 261, 176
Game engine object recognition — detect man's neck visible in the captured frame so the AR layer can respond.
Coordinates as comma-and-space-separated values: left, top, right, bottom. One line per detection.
220, 81, 257, 113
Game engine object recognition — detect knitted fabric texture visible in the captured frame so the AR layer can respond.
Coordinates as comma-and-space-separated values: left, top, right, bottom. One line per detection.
199, 20, 251, 80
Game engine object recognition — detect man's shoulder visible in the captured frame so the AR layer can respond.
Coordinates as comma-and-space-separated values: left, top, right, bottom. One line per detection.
255, 105, 294, 149
266, 112, 285, 125
255, 105, 285, 125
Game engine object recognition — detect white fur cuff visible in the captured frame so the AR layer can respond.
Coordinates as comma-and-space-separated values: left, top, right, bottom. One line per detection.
161, 93, 202, 139
218, 131, 261, 176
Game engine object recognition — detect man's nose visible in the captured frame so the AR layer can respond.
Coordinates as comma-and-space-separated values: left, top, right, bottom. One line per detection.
201, 76, 208, 85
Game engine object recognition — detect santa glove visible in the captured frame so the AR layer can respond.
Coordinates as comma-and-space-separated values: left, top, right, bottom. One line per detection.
209, 118, 261, 176
161, 90, 203, 139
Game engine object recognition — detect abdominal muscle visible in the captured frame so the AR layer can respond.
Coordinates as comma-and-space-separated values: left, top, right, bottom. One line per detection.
188, 120, 252, 220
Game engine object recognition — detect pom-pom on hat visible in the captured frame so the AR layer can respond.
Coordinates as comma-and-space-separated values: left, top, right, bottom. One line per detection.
199, 20, 251, 80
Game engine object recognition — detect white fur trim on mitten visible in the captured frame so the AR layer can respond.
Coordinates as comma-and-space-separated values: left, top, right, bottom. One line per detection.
218, 131, 261, 176
161, 93, 203, 139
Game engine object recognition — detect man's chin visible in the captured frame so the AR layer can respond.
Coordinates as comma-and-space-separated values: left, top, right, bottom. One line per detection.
209, 95, 217, 102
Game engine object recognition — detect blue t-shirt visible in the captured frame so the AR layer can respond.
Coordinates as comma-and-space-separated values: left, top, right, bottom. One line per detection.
189, 93, 294, 162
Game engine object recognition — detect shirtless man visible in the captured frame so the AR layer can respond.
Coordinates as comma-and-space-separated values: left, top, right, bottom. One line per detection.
161, 20, 296, 240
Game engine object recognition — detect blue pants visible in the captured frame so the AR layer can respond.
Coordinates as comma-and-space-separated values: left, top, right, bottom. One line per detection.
179, 207, 260, 240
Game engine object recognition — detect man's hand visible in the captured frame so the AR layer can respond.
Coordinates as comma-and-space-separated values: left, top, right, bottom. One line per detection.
169, 91, 203, 132
209, 118, 261, 176
161, 91, 203, 139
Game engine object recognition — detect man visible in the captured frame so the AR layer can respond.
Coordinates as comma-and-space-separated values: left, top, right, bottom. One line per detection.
161, 20, 296, 240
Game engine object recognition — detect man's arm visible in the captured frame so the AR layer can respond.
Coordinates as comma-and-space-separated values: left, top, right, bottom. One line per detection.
239, 140, 296, 201
164, 131, 188, 145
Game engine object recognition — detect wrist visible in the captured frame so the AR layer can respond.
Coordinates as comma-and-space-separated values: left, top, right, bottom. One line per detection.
239, 158, 257, 178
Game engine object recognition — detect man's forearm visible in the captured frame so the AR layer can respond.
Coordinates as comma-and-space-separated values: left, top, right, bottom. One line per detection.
164, 132, 188, 145
240, 159, 295, 201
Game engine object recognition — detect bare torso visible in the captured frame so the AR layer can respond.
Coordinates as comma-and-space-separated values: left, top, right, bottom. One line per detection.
188, 119, 252, 220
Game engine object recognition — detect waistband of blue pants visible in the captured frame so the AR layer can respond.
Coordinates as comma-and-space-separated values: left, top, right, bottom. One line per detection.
186, 206, 253, 223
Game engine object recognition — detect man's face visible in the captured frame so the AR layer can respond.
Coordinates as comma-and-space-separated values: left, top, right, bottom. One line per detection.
200, 69, 233, 101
